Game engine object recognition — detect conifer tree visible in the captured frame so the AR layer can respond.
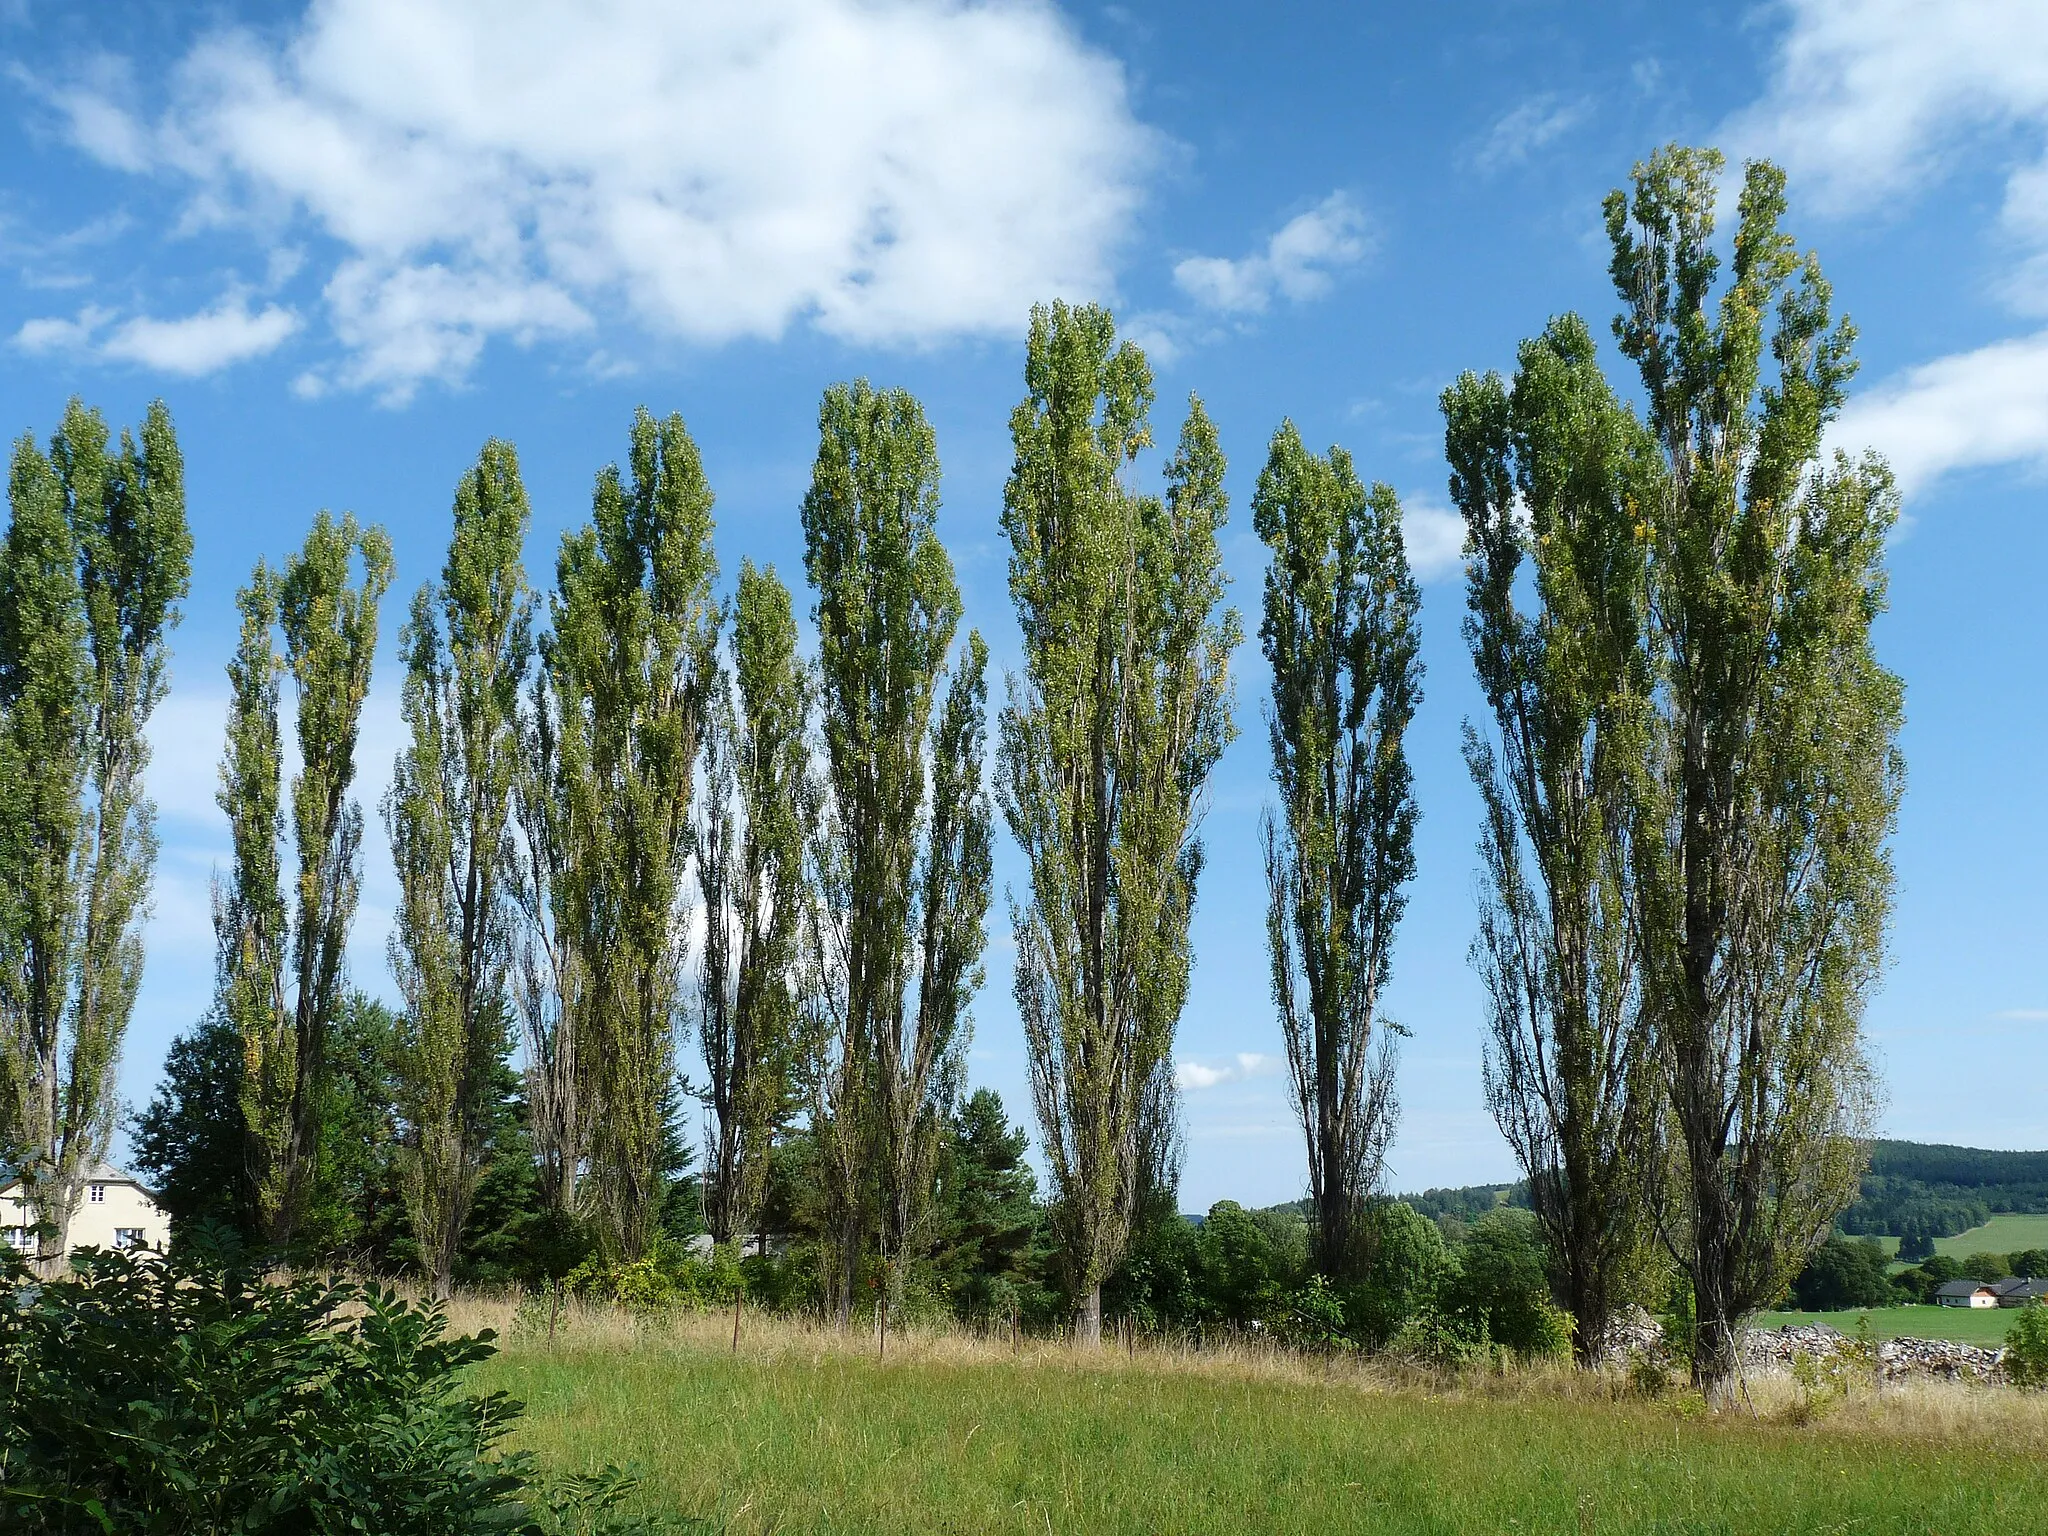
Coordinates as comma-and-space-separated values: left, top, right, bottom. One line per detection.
997, 303, 1240, 1344
799, 379, 989, 1323
545, 409, 719, 1260
385, 441, 534, 1298
1444, 315, 1661, 1362
1254, 422, 1421, 1282
696, 560, 811, 1248
218, 511, 393, 1248
0, 401, 190, 1269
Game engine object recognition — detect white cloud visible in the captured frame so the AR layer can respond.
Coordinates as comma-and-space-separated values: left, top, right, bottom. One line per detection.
14, 295, 299, 375
1829, 329, 2048, 495
1174, 193, 1371, 314
1401, 495, 1467, 584
1727, 0, 2048, 495
49, 0, 1156, 398
1993, 1008, 2048, 1021
1176, 1051, 1283, 1092
1472, 94, 1592, 174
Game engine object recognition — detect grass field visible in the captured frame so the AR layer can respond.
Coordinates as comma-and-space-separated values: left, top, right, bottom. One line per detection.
463, 1308, 2048, 1534
1877, 1212, 2048, 1263
1765, 1304, 2020, 1344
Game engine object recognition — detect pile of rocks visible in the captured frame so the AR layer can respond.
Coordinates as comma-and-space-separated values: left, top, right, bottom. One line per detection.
1739, 1321, 2004, 1382
1589, 1305, 1665, 1365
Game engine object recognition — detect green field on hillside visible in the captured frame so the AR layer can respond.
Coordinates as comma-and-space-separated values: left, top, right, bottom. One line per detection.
1766, 1305, 2019, 1344
478, 1339, 2048, 1534
1877, 1212, 2048, 1263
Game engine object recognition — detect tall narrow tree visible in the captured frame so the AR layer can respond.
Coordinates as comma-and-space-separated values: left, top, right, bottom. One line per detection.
219, 512, 393, 1248
384, 441, 535, 1298
798, 379, 987, 1323
1255, 422, 1421, 1282
997, 302, 1241, 1345
696, 560, 811, 1248
1606, 147, 1903, 1402
546, 408, 719, 1260
0, 401, 190, 1270
1444, 315, 1661, 1362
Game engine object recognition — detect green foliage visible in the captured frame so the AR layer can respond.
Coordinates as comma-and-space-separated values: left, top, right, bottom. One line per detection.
386, 439, 535, 1298
1, 399, 190, 1262
1790, 1235, 1894, 1311
1254, 420, 1420, 1282
798, 379, 983, 1323
929, 1088, 1049, 1322
2004, 1302, 2048, 1390
1441, 1209, 1571, 1358
696, 560, 811, 1247
219, 510, 394, 1248
1961, 1251, 2013, 1282
0, 1232, 682, 1534
998, 301, 1241, 1335
1345, 1198, 1455, 1349
547, 408, 720, 1260
1445, 311, 1660, 1363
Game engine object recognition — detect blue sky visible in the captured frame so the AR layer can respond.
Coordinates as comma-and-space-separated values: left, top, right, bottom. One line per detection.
2, 0, 2043, 1210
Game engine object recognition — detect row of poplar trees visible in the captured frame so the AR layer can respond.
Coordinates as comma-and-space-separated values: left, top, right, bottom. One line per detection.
1, 147, 1900, 1403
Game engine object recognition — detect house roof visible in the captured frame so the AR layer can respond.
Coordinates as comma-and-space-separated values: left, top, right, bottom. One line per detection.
0, 1162, 153, 1199
1936, 1278, 1996, 1297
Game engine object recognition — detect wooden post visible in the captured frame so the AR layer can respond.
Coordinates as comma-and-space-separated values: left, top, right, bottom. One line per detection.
732, 1279, 744, 1354
879, 1278, 889, 1360
547, 1279, 559, 1343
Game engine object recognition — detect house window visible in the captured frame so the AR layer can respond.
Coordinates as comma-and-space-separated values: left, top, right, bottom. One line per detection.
4, 1228, 32, 1254
113, 1228, 145, 1250
89, 1183, 105, 1204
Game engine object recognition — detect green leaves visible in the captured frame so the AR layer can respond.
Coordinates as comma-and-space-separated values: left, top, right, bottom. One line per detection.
0, 399, 189, 1265
1254, 420, 1420, 1280
997, 302, 1240, 1332
221, 510, 393, 1247
387, 441, 536, 1297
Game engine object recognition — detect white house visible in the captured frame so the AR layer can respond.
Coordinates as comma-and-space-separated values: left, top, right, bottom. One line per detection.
1, 1163, 172, 1261
1934, 1278, 2000, 1308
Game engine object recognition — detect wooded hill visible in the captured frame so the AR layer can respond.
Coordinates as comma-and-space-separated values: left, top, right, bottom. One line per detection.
1374, 1140, 2048, 1244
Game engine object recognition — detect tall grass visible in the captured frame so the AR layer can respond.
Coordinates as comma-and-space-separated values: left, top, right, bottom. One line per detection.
454, 1299, 2048, 1534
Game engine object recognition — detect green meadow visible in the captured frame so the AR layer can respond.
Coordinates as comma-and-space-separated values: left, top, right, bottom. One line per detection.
471, 1318, 2048, 1535
1766, 1304, 2019, 1345
1877, 1212, 2048, 1263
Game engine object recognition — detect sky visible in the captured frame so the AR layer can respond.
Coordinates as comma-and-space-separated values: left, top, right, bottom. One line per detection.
1, 0, 2043, 1212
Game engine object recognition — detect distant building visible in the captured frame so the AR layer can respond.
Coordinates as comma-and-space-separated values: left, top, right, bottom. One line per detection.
1935, 1279, 2001, 1308
1, 1163, 172, 1261
1993, 1276, 2048, 1308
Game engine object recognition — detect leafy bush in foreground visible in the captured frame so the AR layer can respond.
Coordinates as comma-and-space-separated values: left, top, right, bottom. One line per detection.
2007, 1302, 2048, 1390
0, 1229, 692, 1534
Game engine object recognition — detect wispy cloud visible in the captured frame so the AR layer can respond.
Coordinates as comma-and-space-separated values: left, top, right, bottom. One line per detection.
15, 295, 300, 375
1472, 94, 1593, 174
1993, 1008, 2048, 1021
1401, 495, 1467, 583
1176, 1051, 1284, 1092
1174, 192, 1372, 315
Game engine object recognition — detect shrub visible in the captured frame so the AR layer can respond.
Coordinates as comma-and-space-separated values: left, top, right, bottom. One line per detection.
1343, 1200, 1454, 1348
2007, 1248, 2048, 1279
1441, 1209, 1569, 1358
1960, 1251, 2012, 1282
0, 1229, 685, 1534
2006, 1302, 2048, 1390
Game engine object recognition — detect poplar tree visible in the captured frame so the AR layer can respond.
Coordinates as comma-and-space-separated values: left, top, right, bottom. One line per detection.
546, 408, 719, 1259
998, 302, 1240, 1345
1605, 148, 1903, 1402
799, 379, 989, 1322
1444, 315, 1661, 1361
696, 560, 811, 1247
1255, 422, 1421, 1282
384, 441, 534, 1298
0, 401, 190, 1269
219, 511, 393, 1248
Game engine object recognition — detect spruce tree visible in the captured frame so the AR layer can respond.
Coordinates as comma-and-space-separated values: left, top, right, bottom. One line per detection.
0, 400, 190, 1270
997, 303, 1240, 1344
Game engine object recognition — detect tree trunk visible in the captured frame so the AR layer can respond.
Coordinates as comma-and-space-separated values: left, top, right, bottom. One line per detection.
1074, 1282, 1102, 1347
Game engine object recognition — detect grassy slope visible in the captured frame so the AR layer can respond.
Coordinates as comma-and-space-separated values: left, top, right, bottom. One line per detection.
1877, 1212, 2048, 1262
1766, 1305, 2019, 1344
479, 1339, 2048, 1534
